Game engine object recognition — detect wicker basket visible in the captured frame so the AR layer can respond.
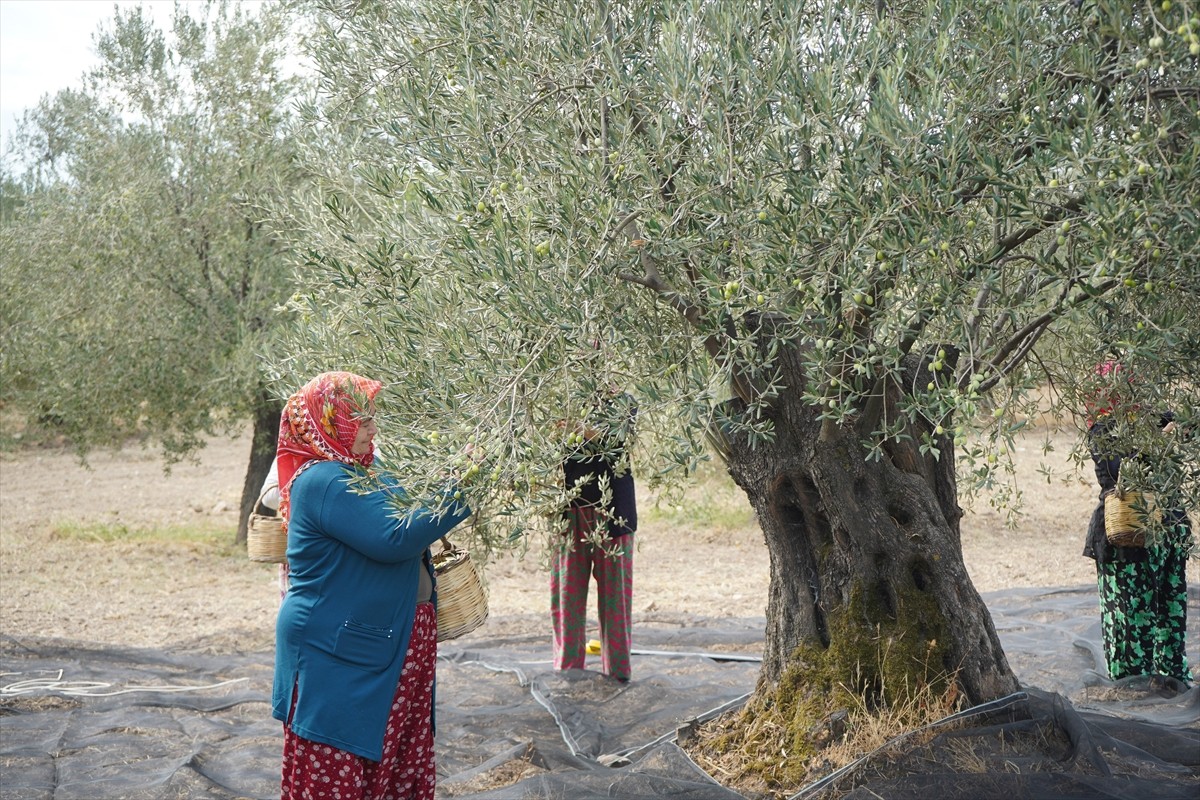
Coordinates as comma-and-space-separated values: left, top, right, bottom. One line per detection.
433, 537, 488, 642
1104, 490, 1158, 547
247, 489, 288, 563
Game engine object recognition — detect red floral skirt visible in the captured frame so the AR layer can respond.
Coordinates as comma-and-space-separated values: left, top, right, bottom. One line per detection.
281, 602, 438, 800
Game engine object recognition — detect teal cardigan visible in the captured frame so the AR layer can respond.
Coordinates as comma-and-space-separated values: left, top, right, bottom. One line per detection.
271, 460, 470, 760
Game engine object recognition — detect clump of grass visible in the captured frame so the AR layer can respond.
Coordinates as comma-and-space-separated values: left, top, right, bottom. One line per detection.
818, 667, 965, 770
50, 520, 239, 555
643, 458, 756, 534
439, 747, 546, 797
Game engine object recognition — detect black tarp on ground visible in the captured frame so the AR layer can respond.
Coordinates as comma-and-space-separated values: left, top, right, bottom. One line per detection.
1, 586, 1197, 799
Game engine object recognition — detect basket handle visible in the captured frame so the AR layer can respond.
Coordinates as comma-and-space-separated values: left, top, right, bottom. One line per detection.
256, 485, 280, 516
439, 536, 456, 553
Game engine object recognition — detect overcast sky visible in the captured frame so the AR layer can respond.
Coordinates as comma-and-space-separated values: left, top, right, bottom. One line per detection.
0, 1, 182, 157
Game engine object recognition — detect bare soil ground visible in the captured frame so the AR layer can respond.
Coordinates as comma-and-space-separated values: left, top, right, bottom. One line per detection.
7, 421, 1191, 657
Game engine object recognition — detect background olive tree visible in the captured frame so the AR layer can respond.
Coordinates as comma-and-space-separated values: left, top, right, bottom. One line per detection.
0, 1, 305, 541
0, 171, 27, 223
274, 0, 1199, 743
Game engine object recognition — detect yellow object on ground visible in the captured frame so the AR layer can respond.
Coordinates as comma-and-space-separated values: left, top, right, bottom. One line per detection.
586, 639, 601, 655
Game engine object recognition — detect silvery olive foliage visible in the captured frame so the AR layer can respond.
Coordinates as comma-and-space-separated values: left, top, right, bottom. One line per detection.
1, 2, 301, 462
275, 0, 1200, 547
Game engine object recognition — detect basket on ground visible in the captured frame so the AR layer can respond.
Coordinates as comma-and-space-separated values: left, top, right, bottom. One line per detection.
433, 537, 488, 642
1104, 490, 1158, 547
247, 488, 288, 563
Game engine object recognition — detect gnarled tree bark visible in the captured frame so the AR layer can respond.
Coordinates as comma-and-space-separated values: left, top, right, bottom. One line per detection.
717, 352, 1017, 706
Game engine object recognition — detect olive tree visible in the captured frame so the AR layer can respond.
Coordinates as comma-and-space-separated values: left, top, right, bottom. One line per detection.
276, 0, 1199, 733
0, 1, 305, 540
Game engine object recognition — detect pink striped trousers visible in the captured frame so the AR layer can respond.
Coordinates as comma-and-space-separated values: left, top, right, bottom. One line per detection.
551, 506, 633, 681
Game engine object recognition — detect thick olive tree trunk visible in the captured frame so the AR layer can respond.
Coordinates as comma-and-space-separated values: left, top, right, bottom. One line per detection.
719, 360, 1018, 707
235, 391, 283, 545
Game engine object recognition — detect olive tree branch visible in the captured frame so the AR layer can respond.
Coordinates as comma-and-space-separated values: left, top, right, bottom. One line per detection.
617, 239, 755, 403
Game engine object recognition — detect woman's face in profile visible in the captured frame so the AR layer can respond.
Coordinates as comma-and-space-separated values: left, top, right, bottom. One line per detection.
351, 416, 378, 456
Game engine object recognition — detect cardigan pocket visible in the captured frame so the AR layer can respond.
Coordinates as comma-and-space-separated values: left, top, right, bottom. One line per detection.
334, 619, 401, 671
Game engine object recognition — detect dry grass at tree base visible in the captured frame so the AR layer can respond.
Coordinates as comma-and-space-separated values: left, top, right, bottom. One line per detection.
1, 421, 1197, 799
682, 676, 968, 800
691, 697, 1087, 800
681, 612, 974, 799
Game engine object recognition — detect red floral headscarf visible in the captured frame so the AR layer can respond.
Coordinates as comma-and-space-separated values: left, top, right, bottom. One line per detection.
1084, 360, 1136, 426
276, 371, 383, 530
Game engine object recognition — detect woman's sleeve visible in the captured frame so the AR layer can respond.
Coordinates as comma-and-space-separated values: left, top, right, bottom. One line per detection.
316, 476, 471, 563
259, 461, 281, 512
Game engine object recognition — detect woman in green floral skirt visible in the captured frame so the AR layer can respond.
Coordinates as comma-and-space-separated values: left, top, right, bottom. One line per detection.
1083, 361, 1193, 690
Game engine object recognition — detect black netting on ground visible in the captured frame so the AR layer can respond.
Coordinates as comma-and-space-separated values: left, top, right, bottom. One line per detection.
1, 586, 1197, 799
0, 641, 279, 800
794, 688, 1200, 800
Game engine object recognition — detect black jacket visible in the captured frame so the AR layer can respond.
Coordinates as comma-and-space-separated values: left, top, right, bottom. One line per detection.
562, 393, 638, 538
